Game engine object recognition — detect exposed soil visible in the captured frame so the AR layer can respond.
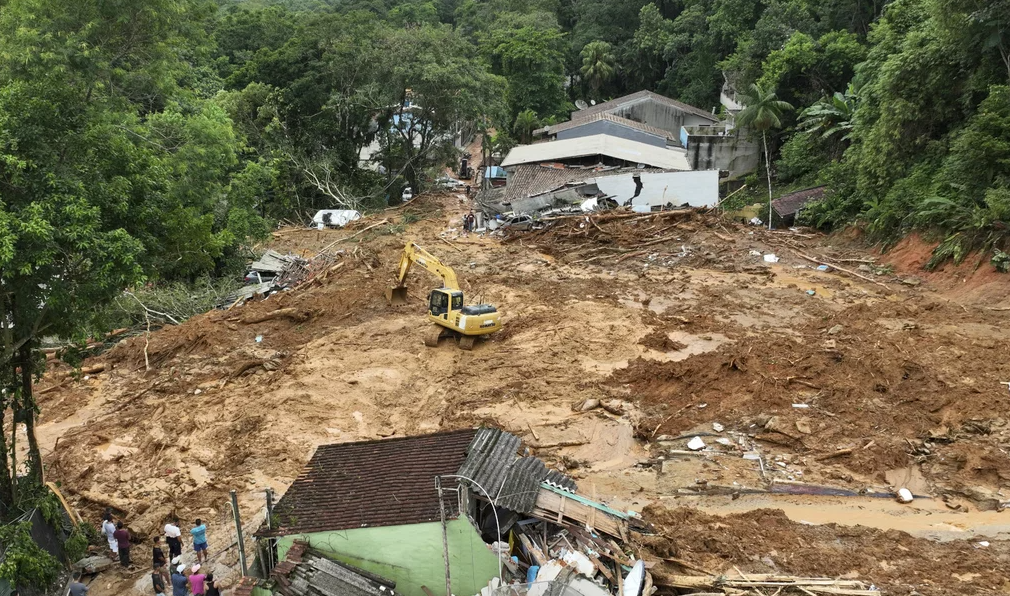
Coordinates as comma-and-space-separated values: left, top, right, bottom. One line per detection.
33, 193, 1010, 595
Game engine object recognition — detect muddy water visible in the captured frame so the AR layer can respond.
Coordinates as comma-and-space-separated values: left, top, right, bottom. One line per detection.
671, 493, 1010, 541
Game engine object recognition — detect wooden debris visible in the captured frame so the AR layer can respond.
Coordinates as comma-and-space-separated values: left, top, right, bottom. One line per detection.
791, 251, 892, 291
661, 556, 714, 575
652, 573, 877, 595
240, 307, 313, 325
815, 447, 854, 461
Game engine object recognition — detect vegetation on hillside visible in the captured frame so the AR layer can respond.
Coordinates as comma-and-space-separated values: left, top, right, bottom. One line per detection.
2, 0, 1010, 567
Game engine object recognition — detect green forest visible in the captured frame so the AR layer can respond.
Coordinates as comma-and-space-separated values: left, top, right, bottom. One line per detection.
0, 0, 1009, 574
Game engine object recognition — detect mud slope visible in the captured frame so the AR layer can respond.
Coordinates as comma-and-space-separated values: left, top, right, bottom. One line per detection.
38, 194, 1010, 595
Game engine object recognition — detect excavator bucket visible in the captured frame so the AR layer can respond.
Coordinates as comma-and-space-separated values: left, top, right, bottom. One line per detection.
387, 286, 409, 306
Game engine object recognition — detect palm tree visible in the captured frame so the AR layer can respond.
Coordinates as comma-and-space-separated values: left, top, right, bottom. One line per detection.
798, 84, 857, 144
513, 109, 539, 144
736, 83, 794, 230
580, 41, 616, 99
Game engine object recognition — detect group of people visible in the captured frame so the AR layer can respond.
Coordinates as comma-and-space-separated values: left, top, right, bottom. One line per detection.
462, 210, 477, 232
101, 511, 217, 595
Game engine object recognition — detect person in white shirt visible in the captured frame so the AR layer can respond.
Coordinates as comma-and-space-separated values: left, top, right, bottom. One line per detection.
164, 517, 183, 560
101, 513, 118, 556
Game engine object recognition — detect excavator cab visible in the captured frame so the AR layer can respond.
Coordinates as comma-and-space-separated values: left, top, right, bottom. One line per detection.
428, 289, 453, 318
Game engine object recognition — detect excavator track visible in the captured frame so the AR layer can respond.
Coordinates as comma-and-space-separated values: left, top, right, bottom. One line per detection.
424, 326, 445, 347
458, 335, 475, 351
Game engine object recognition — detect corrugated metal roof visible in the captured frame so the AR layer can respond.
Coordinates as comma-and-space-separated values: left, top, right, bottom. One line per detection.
457, 427, 521, 496
541, 112, 678, 141
457, 428, 577, 514
264, 429, 478, 536
572, 90, 718, 123
274, 541, 396, 596
501, 135, 690, 170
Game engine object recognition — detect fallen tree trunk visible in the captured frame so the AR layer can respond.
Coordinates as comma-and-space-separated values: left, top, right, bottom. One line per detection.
241, 307, 313, 325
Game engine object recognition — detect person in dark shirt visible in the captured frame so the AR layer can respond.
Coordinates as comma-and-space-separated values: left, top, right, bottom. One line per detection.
112, 522, 132, 568
152, 564, 168, 596
171, 564, 189, 596
153, 536, 167, 568
204, 573, 220, 596
69, 574, 88, 596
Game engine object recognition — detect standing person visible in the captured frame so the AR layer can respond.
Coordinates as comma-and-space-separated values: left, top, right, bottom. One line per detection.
190, 519, 209, 564
188, 565, 206, 596
466, 211, 476, 232
171, 564, 189, 596
204, 574, 220, 596
102, 514, 118, 558
69, 573, 88, 596
152, 563, 168, 596
113, 522, 132, 568
152, 536, 167, 570
164, 518, 183, 560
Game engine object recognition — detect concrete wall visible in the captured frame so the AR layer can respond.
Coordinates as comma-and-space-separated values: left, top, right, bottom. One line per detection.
609, 101, 715, 142
275, 517, 499, 596
591, 170, 719, 208
686, 133, 760, 179
557, 120, 666, 148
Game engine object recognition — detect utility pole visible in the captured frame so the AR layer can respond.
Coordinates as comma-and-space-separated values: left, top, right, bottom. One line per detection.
230, 490, 249, 576
436, 476, 452, 596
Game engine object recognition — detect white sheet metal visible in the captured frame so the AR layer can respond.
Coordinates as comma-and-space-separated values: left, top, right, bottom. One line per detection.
591, 170, 719, 208
312, 209, 362, 228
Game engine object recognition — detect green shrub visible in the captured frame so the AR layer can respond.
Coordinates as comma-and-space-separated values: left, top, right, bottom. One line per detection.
0, 522, 61, 588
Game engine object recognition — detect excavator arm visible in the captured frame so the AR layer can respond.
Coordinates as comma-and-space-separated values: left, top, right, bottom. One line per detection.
387, 242, 459, 304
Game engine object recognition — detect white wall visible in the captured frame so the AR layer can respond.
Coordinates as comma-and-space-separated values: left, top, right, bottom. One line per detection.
591, 170, 719, 208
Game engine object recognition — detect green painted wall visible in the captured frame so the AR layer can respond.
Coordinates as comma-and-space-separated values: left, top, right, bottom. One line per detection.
276, 517, 499, 596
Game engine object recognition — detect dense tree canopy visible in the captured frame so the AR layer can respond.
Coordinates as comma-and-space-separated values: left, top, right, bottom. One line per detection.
5, 0, 1010, 545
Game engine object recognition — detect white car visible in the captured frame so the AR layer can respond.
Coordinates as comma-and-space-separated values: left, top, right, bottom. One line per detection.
402, 187, 414, 202
436, 176, 462, 190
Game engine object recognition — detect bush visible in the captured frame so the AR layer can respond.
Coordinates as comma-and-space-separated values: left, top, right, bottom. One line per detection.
0, 522, 60, 588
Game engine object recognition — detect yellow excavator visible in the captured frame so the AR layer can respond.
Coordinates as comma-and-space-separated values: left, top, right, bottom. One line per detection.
387, 242, 501, 350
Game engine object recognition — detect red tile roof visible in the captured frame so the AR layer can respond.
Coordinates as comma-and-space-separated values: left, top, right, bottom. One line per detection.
232, 576, 259, 596
262, 429, 479, 536
771, 186, 826, 217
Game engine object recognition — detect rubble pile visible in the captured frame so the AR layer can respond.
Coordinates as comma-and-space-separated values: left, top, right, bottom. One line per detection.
33, 192, 1010, 596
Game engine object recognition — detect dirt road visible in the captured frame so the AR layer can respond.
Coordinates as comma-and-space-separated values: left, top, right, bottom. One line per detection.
37, 193, 1010, 595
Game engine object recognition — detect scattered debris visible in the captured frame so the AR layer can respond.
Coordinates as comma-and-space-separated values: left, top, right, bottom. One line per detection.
897, 488, 914, 503
687, 436, 706, 451
312, 209, 362, 229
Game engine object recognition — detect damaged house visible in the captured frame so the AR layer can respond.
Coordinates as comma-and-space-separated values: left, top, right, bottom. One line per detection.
254, 428, 633, 596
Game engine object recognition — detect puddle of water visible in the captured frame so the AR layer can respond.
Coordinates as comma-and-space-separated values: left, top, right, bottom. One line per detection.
97, 442, 138, 461
619, 290, 680, 315
582, 331, 731, 373
885, 466, 931, 495
767, 266, 843, 299
677, 493, 1010, 541
187, 463, 211, 486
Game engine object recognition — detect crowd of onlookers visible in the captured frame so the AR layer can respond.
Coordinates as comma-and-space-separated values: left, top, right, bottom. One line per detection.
77, 510, 221, 596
